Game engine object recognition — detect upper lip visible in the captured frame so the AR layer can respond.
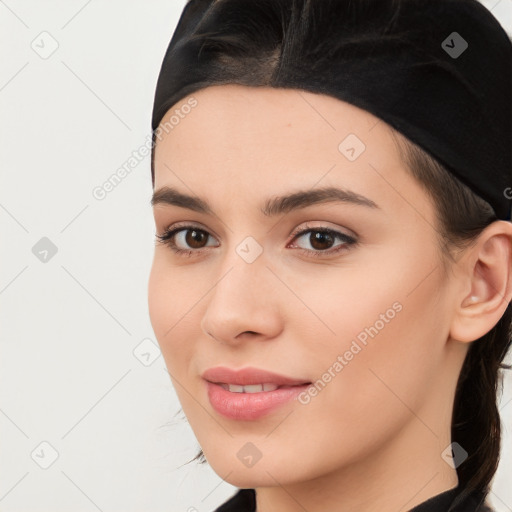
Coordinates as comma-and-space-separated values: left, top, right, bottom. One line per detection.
202, 366, 311, 386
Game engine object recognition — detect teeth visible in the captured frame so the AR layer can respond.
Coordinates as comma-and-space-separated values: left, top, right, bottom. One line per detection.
219, 383, 279, 393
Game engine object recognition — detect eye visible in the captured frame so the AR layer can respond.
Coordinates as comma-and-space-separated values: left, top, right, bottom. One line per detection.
288, 223, 357, 258
155, 222, 357, 258
155, 223, 218, 257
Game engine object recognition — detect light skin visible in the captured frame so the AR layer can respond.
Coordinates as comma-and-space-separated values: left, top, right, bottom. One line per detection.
148, 84, 512, 512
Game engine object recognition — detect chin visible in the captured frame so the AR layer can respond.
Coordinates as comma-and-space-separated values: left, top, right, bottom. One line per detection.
210, 463, 291, 489
203, 445, 311, 489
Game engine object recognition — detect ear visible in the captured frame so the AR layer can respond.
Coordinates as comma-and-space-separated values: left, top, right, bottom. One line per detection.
449, 220, 512, 343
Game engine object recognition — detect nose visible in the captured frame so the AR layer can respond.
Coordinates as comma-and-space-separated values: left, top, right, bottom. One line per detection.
200, 255, 283, 346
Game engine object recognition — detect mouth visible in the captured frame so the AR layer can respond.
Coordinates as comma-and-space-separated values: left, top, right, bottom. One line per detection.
201, 366, 312, 420
201, 366, 310, 388
210, 382, 311, 393
205, 381, 312, 420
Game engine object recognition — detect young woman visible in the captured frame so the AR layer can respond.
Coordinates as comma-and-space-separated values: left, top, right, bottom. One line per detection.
147, 0, 512, 510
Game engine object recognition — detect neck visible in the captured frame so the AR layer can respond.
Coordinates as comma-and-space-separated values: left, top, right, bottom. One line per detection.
255, 416, 459, 512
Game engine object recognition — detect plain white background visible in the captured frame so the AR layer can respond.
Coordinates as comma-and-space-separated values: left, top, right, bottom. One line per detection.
0, 1, 511, 511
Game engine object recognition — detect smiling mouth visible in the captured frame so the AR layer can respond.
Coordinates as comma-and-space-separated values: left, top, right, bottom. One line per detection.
214, 382, 311, 393
205, 377, 313, 420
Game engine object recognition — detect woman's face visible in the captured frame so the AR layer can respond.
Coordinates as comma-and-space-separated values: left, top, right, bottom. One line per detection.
149, 84, 464, 488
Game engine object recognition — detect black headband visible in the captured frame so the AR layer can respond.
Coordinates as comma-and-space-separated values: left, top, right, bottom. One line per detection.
152, 0, 512, 220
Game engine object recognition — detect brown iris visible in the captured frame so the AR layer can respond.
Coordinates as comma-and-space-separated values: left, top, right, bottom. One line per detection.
308, 231, 335, 251
185, 229, 209, 249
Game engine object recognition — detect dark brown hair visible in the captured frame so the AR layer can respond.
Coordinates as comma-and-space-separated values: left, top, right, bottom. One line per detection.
152, 0, 512, 498
390, 130, 512, 498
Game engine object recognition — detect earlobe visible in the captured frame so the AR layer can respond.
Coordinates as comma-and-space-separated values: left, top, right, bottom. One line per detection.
449, 222, 512, 344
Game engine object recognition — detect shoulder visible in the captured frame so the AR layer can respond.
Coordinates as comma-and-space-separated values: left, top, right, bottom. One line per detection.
213, 489, 256, 512
451, 491, 496, 512
476, 500, 495, 512
211, 487, 496, 512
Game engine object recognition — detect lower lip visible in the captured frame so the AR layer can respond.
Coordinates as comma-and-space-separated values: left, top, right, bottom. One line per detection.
205, 381, 310, 420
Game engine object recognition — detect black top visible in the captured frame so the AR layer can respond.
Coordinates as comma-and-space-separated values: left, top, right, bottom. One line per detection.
214, 483, 494, 512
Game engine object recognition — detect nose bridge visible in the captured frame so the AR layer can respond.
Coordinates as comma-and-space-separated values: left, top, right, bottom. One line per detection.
213, 232, 271, 302
200, 239, 281, 342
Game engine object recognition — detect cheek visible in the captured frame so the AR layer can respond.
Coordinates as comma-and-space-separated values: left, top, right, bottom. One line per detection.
147, 259, 209, 449
284, 245, 445, 438
148, 257, 173, 341
147, 256, 201, 370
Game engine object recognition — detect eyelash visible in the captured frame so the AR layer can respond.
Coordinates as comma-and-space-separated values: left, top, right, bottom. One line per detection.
155, 222, 357, 259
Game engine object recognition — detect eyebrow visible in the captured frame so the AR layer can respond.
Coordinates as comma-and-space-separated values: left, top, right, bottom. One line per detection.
151, 185, 379, 216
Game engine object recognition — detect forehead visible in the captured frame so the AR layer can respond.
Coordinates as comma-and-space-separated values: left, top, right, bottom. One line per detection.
151, 84, 435, 227
158, 83, 385, 141
153, 83, 401, 175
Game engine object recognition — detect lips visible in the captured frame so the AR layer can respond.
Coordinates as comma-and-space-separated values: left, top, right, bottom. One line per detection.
202, 366, 312, 419
201, 366, 311, 388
